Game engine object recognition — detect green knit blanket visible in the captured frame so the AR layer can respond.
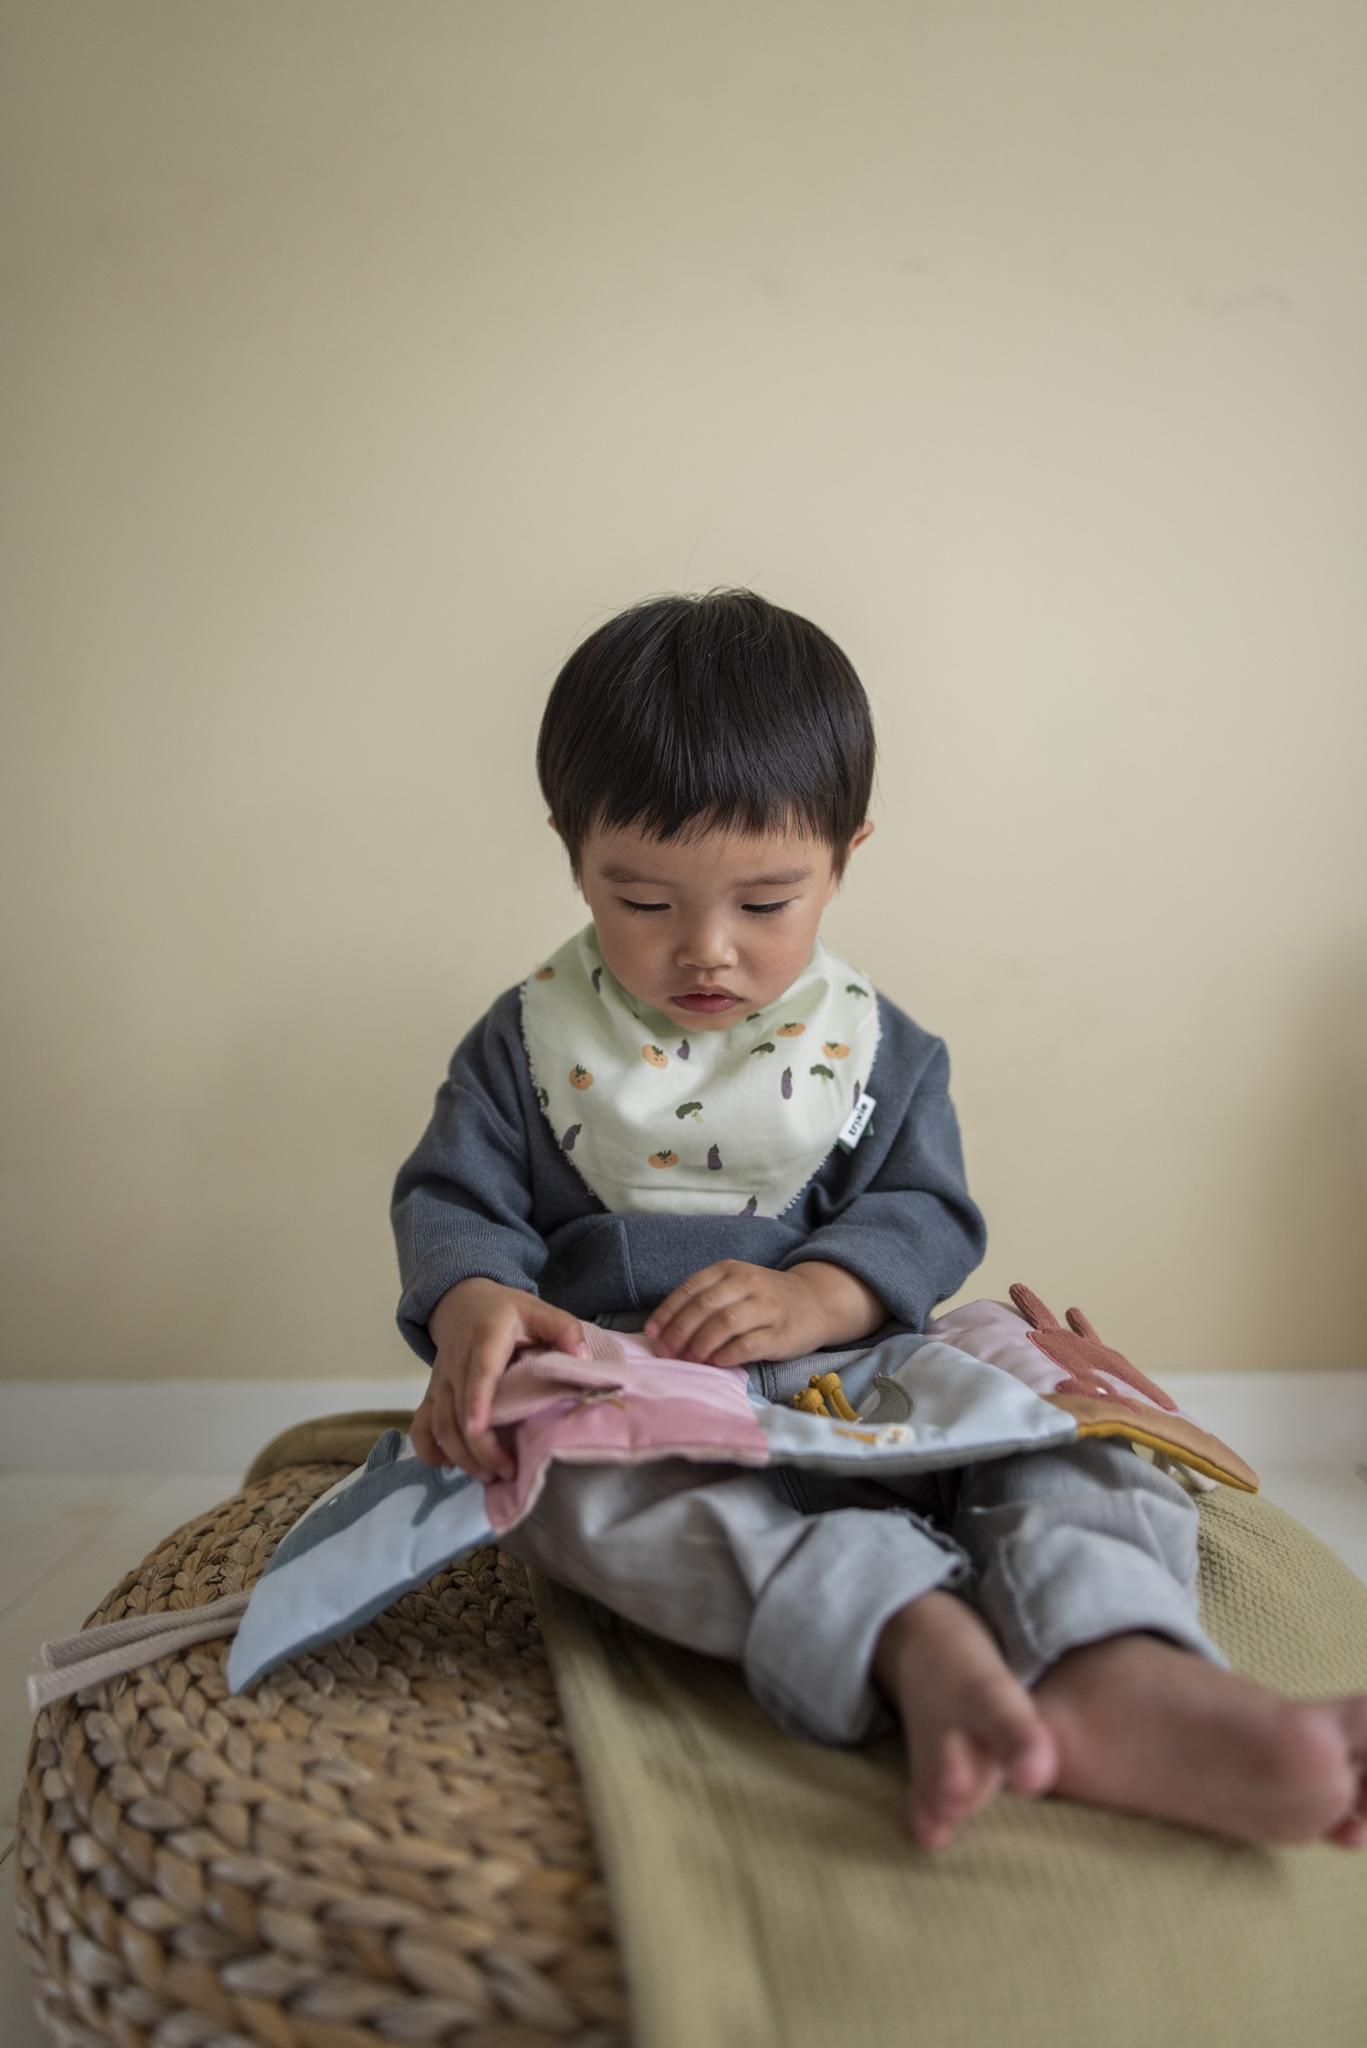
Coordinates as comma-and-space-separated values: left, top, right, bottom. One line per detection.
531, 1489, 1367, 2048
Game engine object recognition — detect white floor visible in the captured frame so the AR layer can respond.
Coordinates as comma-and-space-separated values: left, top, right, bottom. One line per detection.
2, 1420, 1365, 2043
2, 1472, 242, 2046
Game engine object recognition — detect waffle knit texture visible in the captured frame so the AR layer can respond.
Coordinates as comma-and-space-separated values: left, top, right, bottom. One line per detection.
531, 1486, 1367, 2048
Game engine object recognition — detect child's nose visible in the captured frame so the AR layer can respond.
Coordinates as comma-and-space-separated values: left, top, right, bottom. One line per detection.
676, 923, 737, 970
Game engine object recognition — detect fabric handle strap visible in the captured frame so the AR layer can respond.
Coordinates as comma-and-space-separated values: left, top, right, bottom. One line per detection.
27, 1590, 249, 1712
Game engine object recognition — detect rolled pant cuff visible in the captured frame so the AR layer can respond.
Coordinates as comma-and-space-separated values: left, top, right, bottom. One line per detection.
984, 1537, 1230, 1690
744, 1505, 972, 1747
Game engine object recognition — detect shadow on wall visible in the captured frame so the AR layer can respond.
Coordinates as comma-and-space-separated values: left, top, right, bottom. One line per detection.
1240, 944, 1367, 1371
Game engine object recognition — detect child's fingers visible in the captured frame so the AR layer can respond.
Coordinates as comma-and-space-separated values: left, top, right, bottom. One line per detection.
651, 1278, 754, 1359
526, 1300, 589, 1356
671, 1297, 767, 1364
644, 1264, 729, 1344
464, 1416, 513, 1481
466, 1434, 514, 1484
431, 1376, 479, 1478
411, 1397, 442, 1468
706, 1324, 777, 1368
462, 1334, 516, 1480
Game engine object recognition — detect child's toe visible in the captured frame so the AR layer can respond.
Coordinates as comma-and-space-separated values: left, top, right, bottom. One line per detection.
929, 1729, 981, 1816
973, 1688, 1057, 1798
910, 1729, 979, 1846
1003, 1721, 1059, 1797
1326, 1751, 1367, 1846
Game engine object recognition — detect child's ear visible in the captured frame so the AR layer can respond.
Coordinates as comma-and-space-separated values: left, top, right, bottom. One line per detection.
827, 819, 873, 895
548, 813, 583, 891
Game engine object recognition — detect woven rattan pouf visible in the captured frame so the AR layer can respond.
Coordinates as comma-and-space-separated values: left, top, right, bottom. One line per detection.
16, 1460, 628, 2047
18, 1436, 1367, 2048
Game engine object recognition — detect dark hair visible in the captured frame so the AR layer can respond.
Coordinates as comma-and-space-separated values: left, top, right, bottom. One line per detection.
537, 588, 876, 881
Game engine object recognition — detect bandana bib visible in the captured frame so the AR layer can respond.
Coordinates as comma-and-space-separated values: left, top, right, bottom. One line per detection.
518, 923, 882, 1217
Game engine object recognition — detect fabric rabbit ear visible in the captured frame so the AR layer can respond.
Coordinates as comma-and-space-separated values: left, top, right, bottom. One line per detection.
1009, 1282, 1060, 1331
1066, 1306, 1101, 1342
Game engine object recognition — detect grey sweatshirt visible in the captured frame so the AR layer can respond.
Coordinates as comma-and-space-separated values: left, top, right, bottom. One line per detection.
391, 977, 988, 1366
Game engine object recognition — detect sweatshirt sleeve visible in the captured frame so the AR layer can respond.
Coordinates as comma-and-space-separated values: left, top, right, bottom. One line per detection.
390, 996, 549, 1366
778, 1033, 987, 1333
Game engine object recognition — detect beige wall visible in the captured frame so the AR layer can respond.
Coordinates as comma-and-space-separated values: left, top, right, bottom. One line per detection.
3, 1, 1364, 1382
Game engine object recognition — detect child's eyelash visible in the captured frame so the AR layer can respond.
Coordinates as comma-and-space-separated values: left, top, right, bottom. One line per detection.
618, 899, 791, 917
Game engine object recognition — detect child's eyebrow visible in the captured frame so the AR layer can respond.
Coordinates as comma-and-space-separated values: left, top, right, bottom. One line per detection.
598, 864, 814, 888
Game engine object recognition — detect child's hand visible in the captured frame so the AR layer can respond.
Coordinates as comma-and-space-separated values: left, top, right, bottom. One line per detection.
644, 1260, 886, 1367
413, 1277, 590, 1480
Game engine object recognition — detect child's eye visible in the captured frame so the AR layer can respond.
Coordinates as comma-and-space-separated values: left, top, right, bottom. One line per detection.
617, 898, 792, 916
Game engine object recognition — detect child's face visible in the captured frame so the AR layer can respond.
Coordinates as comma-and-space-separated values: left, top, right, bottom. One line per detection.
560, 814, 873, 1030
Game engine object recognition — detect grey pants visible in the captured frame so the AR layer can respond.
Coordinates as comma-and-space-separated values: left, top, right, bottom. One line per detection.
499, 1326, 1227, 1746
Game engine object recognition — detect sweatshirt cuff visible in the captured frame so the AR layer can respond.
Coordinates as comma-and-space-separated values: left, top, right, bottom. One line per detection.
779, 1232, 941, 1335
396, 1257, 542, 1366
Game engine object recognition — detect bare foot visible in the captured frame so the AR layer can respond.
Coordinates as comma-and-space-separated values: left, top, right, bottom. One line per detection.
873, 1588, 1058, 1849
1033, 1631, 1367, 1848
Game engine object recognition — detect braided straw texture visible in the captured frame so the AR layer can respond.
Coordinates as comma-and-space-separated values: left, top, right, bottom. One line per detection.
15, 1461, 628, 2048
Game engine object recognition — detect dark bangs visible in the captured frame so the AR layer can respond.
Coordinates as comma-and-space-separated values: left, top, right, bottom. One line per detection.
536, 589, 876, 879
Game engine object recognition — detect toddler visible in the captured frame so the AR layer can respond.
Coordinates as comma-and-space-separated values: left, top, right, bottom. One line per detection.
392, 589, 1367, 1853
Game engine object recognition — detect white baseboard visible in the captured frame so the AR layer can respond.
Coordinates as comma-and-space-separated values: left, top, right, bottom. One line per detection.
1158, 1373, 1367, 1472
0, 1371, 1364, 1475
0, 1376, 428, 1475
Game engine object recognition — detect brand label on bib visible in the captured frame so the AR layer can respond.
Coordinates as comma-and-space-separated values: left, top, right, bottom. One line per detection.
837, 1092, 876, 1152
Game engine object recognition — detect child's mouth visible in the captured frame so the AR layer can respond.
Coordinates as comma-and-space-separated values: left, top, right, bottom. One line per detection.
673, 992, 740, 1013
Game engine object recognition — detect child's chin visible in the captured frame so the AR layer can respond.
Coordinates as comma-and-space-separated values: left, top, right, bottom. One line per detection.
668, 1006, 742, 1029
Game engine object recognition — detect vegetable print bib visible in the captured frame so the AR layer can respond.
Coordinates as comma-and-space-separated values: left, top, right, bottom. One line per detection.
518, 922, 881, 1217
